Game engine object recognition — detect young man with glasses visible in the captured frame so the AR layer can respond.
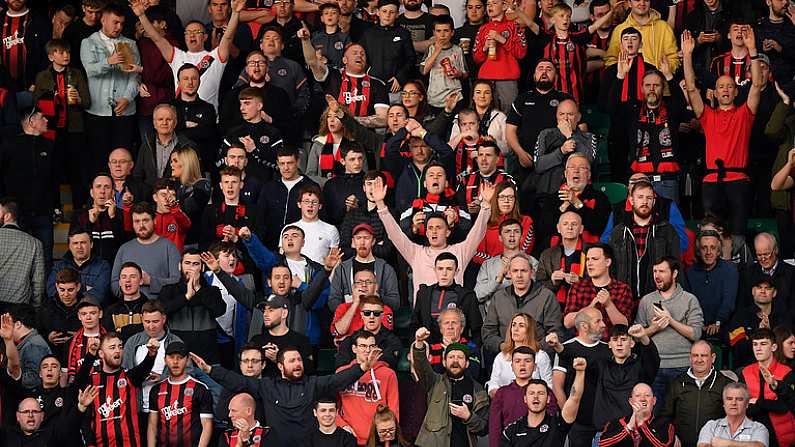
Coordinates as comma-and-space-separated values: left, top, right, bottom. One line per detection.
132, 0, 244, 110
336, 330, 399, 445
291, 185, 340, 264
335, 295, 401, 369
213, 345, 266, 429
330, 268, 396, 345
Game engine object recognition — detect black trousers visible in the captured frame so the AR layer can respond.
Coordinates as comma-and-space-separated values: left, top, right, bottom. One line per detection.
85, 113, 137, 175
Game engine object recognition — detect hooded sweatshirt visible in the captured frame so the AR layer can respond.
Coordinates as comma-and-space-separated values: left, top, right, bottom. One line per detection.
604, 9, 681, 73
335, 360, 399, 445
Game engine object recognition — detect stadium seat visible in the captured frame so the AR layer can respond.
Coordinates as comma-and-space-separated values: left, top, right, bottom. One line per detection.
317, 348, 337, 374
594, 182, 628, 205
747, 218, 779, 242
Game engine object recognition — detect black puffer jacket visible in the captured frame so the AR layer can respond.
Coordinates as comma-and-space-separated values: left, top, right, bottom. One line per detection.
359, 24, 416, 84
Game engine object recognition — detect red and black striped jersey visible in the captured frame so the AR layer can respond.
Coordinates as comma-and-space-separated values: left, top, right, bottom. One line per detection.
321, 68, 389, 118
709, 51, 751, 87
543, 30, 592, 103
221, 425, 274, 447
85, 369, 145, 447
0, 11, 29, 86
584, 31, 611, 104
149, 376, 213, 447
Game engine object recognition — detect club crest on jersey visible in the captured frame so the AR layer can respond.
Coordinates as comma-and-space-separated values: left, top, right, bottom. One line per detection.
540, 424, 549, 433
501, 30, 510, 40
550, 99, 560, 107
184, 387, 194, 397
167, 223, 177, 233
462, 394, 473, 403
55, 397, 64, 408
259, 135, 270, 144
252, 435, 261, 443
117, 378, 127, 388
362, 80, 370, 87
447, 303, 457, 309
335, 41, 344, 50
277, 68, 287, 76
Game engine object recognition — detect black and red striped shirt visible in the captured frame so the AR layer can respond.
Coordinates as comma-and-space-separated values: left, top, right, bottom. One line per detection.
543, 30, 591, 103
321, 68, 389, 117
149, 376, 213, 447
584, 31, 611, 104
709, 51, 751, 88
1, 11, 29, 87
221, 424, 274, 447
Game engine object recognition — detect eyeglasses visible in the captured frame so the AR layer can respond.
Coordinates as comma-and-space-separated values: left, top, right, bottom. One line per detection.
356, 344, 378, 350
354, 279, 376, 286
17, 410, 43, 416
240, 358, 263, 364
757, 252, 775, 260
565, 166, 590, 172
184, 30, 206, 36
377, 427, 396, 435
109, 159, 131, 165
301, 200, 320, 206
247, 60, 267, 67
401, 91, 421, 97
361, 310, 383, 317
497, 194, 515, 201
273, 0, 292, 4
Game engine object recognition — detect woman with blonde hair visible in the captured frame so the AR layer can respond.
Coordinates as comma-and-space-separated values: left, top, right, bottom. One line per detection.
472, 181, 534, 265
306, 103, 362, 185
486, 312, 552, 396
169, 146, 210, 245
366, 404, 410, 447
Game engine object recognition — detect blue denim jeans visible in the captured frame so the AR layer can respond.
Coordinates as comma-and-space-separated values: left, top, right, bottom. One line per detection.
652, 366, 688, 412
652, 179, 680, 204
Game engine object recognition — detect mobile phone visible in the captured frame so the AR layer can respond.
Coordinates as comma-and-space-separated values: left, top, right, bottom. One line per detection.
653, 302, 664, 311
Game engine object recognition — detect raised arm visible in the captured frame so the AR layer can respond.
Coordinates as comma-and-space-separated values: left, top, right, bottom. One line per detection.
0, 314, 20, 380
772, 148, 795, 191
131, 0, 174, 62
298, 22, 327, 81
561, 357, 586, 423
218, 0, 244, 62
743, 26, 763, 115
681, 30, 704, 118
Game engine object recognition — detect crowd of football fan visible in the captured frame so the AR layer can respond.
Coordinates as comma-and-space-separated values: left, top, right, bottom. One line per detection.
4, 0, 795, 445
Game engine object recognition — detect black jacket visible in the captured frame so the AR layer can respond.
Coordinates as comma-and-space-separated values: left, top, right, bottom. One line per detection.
199, 201, 256, 251
321, 172, 366, 226
68, 208, 127, 263
608, 219, 680, 298
592, 341, 660, 428
172, 96, 218, 165
209, 363, 366, 445
728, 302, 793, 367
0, 133, 54, 217
220, 120, 284, 183
334, 328, 402, 370
359, 24, 416, 84
0, 403, 82, 447
738, 261, 795, 311
685, 3, 734, 80
159, 278, 225, 364
218, 81, 292, 137
256, 176, 319, 249
101, 294, 149, 343
411, 283, 483, 347
37, 298, 80, 364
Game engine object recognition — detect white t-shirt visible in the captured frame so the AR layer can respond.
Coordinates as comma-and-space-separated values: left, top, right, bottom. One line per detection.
209, 272, 236, 337
168, 46, 226, 110
282, 176, 303, 194
135, 341, 167, 412
286, 257, 309, 283
291, 219, 340, 264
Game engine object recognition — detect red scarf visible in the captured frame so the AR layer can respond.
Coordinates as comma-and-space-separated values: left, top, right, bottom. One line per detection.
66, 326, 106, 381
411, 188, 458, 235
556, 239, 585, 303
455, 138, 480, 176
621, 53, 646, 102
318, 133, 343, 178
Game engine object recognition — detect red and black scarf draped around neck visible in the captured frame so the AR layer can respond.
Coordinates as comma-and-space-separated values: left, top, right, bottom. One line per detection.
556, 238, 585, 303
319, 133, 345, 178
621, 53, 646, 102
411, 188, 459, 235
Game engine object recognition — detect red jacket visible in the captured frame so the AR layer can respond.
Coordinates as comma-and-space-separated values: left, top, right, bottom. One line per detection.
473, 18, 527, 80
335, 360, 399, 445
473, 214, 534, 264
154, 207, 191, 252
743, 359, 795, 447
137, 36, 177, 117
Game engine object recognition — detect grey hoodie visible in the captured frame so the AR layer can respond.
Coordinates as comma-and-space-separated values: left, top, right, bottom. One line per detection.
481, 283, 562, 354
635, 284, 704, 368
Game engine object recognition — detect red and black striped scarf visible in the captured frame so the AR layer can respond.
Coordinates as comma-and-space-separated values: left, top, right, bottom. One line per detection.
621, 53, 646, 102
455, 137, 481, 176
319, 133, 343, 178
66, 326, 106, 381
411, 188, 458, 235
556, 238, 585, 303
338, 70, 371, 117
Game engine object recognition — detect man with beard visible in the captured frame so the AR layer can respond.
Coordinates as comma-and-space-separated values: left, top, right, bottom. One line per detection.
111, 203, 181, 299
398, 0, 434, 55
607, 54, 685, 202
597, 383, 675, 447
339, 171, 396, 261
159, 249, 225, 366
249, 291, 314, 377
506, 59, 570, 186
337, 0, 371, 42
191, 340, 383, 446
549, 307, 610, 447
686, 230, 739, 341
536, 153, 611, 252
172, 64, 218, 169
70, 174, 127, 263
147, 341, 213, 447
755, 0, 795, 87
411, 327, 489, 446
635, 256, 704, 405
599, 27, 658, 184
74, 332, 159, 447
218, 50, 291, 137
334, 294, 401, 370
302, 35, 389, 128
132, 0, 243, 111
682, 27, 762, 252
328, 224, 400, 312
563, 243, 633, 336
500, 357, 587, 447
607, 179, 679, 299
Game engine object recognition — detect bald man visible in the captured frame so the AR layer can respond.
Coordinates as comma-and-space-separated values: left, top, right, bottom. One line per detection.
219, 393, 275, 447
2, 390, 93, 446
597, 383, 676, 446
532, 99, 597, 200
108, 147, 149, 209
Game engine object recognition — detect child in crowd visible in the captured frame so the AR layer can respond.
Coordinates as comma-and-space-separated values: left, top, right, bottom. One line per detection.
151, 177, 191, 253
311, 3, 351, 69
421, 14, 467, 115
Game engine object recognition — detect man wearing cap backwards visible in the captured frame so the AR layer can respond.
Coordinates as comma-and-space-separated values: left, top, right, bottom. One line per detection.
147, 341, 214, 447
249, 290, 314, 377
66, 295, 106, 385
329, 223, 400, 312
728, 278, 789, 368
411, 326, 489, 446
190, 334, 383, 446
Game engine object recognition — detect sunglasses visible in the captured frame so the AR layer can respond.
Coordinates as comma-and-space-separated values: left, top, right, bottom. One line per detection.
361, 310, 383, 317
